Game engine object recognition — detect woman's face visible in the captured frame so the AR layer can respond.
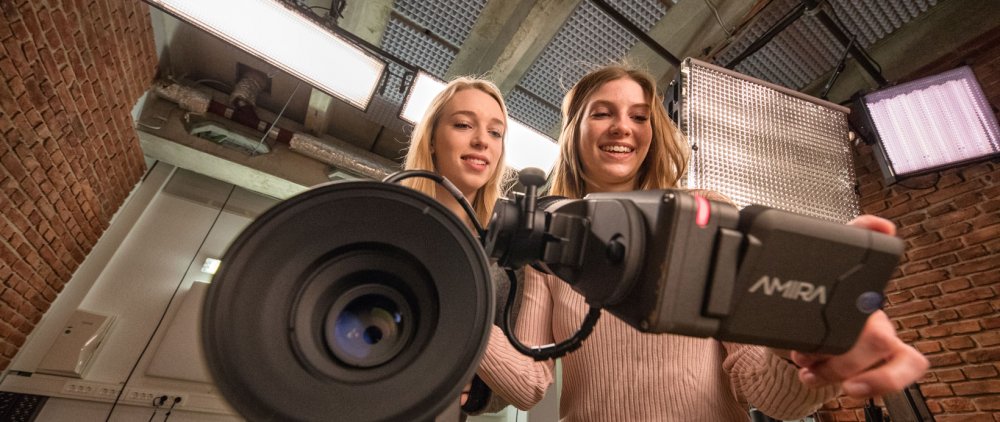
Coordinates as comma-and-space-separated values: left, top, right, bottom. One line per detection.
577, 77, 652, 193
432, 88, 505, 199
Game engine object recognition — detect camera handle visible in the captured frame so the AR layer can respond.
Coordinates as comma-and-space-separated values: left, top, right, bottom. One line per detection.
489, 169, 604, 360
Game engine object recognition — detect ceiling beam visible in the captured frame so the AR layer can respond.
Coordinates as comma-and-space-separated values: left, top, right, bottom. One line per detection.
488, 0, 583, 94
627, 0, 754, 88
337, 0, 392, 45
446, 0, 540, 79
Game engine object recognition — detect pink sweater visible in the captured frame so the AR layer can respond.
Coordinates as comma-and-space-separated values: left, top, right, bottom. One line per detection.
477, 267, 840, 421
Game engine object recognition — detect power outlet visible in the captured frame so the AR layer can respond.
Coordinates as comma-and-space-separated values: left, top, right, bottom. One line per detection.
62, 380, 121, 400
121, 388, 188, 408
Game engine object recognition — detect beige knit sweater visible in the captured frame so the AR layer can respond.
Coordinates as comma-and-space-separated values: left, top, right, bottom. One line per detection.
477, 267, 840, 421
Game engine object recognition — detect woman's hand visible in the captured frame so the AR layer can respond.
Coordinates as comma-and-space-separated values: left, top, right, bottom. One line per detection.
790, 215, 929, 398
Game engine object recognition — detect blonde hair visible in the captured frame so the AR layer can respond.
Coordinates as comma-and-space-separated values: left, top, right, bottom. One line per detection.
403, 77, 510, 224
549, 65, 689, 199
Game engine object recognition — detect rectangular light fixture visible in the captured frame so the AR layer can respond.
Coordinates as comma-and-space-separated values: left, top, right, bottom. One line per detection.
400, 71, 559, 172
672, 59, 860, 223
854, 66, 1000, 183
505, 120, 559, 172
401, 72, 447, 124
201, 258, 222, 275
146, 0, 385, 109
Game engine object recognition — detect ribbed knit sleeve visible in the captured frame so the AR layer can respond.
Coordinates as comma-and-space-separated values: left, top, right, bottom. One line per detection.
723, 343, 841, 419
477, 264, 840, 421
476, 267, 556, 410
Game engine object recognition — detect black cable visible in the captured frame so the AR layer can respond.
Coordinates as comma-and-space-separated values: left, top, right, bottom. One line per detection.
382, 170, 485, 238
104, 185, 236, 422
826, 5, 883, 75
498, 269, 602, 361
820, 35, 856, 100
385, 169, 602, 357
147, 396, 166, 422
163, 396, 182, 421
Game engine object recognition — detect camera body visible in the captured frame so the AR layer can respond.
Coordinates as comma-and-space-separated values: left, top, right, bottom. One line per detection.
488, 189, 902, 354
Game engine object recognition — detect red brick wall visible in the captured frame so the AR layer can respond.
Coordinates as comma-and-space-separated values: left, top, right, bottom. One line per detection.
819, 27, 1000, 422
0, 1, 157, 369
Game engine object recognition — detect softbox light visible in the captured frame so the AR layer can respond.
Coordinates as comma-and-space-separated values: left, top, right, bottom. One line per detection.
146, 0, 386, 110
670, 58, 860, 223
852, 66, 1000, 184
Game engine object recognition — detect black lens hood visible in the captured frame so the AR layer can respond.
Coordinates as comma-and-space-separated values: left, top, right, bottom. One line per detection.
202, 181, 493, 421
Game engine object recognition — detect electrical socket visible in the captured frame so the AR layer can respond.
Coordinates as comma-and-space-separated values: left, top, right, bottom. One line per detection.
121, 387, 187, 408
62, 380, 121, 400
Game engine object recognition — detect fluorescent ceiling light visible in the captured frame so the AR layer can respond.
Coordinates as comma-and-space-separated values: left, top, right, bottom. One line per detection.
505, 121, 558, 172
147, 0, 385, 109
860, 66, 1000, 182
399, 72, 559, 172
401, 72, 447, 124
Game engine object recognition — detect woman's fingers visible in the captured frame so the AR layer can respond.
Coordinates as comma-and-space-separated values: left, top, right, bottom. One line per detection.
840, 344, 929, 397
793, 311, 929, 397
847, 214, 897, 236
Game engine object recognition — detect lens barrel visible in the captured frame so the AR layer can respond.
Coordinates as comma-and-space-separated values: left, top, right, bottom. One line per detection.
202, 181, 493, 421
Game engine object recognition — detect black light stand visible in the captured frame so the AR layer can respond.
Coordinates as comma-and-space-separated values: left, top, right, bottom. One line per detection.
724, 0, 887, 87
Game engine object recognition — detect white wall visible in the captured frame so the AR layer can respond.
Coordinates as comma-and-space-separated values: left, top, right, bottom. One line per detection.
1, 163, 266, 420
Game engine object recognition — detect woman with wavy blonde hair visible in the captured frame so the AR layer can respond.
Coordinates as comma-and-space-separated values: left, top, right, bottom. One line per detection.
549, 65, 688, 197
403, 77, 510, 227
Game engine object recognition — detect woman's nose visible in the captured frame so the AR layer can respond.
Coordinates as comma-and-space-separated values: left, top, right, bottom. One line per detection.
610, 115, 631, 136
472, 130, 488, 149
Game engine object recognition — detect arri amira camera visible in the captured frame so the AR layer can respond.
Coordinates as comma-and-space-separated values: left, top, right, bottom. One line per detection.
202, 169, 903, 421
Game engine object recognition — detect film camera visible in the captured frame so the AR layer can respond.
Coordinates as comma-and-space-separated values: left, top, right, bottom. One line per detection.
201, 169, 902, 421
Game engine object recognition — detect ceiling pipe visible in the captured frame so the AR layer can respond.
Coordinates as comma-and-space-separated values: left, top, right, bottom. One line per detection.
289, 133, 396, 180
229, 68, 269, 108
150, 80, 398, 179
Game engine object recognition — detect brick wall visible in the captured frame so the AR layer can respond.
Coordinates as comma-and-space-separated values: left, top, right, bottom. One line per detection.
819, 27, 1000, 421
0, 1, 157, 369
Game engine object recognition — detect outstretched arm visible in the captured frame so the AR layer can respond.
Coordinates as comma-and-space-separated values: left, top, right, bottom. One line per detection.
792, 215, 929, 398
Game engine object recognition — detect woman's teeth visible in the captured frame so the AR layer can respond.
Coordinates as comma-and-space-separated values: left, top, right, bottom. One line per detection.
601, 145, 633, 153
464, 157, 487, 166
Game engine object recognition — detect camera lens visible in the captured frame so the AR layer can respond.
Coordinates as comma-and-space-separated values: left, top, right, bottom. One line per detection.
326, 286, 413, 368
202, 181, 493, 421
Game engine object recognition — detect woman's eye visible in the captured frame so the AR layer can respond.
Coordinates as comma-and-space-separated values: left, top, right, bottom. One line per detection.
590, 112, 610, 118
631, 115, 649, 122
489, 130, 504, 138
454, 122, 472, 129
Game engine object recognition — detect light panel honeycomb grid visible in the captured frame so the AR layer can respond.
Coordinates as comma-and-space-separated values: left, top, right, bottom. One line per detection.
394, 0, 488, 47
713, 0, 938, 90
680, 61, 860, 223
